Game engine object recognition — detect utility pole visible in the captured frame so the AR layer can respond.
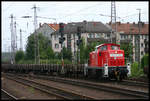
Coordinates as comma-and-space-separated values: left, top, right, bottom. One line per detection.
137, 8, 141, 69
14, 21, 17, 51
20, 29, 23, 51
32, 4, 40, 64
10, 14, 15, 64
111, 1, 117, 43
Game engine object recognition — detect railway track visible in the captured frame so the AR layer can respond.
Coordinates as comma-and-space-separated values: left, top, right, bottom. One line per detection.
25, 74, 149, 99
3, 73, 149, 99
121, 80, 149, 88
1, 89, 18, 100
4, 74, 97, 100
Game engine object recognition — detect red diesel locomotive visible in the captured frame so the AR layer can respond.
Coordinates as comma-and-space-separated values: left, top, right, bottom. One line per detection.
85, 43, 130, 81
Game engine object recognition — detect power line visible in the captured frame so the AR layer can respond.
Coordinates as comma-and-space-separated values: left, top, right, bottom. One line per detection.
60, 3, 106, 19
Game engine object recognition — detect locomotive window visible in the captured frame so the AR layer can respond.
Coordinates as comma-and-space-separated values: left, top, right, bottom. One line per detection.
100, 46, 107, 51
111, 46, 119, 50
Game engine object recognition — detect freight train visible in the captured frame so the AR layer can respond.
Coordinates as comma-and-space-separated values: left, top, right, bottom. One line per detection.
2, 43, 131, 81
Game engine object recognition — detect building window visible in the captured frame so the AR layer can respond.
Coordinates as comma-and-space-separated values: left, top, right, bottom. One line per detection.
125, 35, 127, 39
121, 35, 123, 39
96, 33, 100, 38
93, 33, 95, 38
141, 43, 143, 47
54, 34, 57, 40
141, 51, 143, 55
131, 35, 133, 39
142, 35, 143, 39
105, 34, 107, 39
55, 44, 59, 49
107, 34, 110, 38
89, 34, 92, 38
123, 35, 125, 39
143, 35, 145, 39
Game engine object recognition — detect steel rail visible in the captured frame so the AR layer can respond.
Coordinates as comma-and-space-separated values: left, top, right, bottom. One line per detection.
3, 73, 149, 99
30, 75, 149, 99
4, 74, 97, 100
1, 89, 18, 100
121, 80, 149, 88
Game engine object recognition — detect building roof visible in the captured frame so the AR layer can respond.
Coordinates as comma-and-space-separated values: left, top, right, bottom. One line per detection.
53, 21, 112, 34
110, 22, 149, 35
47, 23, 59, 31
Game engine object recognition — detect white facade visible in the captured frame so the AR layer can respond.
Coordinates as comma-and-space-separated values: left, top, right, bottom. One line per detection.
51, 34, 67, 53
51, 32, 110, 55
120, 33, 149, 62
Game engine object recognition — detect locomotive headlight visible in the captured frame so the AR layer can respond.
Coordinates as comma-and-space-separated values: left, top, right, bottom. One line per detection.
110, 54, 123, 57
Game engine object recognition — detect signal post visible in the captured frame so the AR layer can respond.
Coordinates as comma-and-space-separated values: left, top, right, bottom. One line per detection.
59, 23, 65, 74
76, 26, 82, 64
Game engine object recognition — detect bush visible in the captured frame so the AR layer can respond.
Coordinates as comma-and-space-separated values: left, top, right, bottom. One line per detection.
141, 53, 149, 68
15, 50, 25, 63
39, 59, 72, 64
18, 60, 34, 64
130, 62, 144, 77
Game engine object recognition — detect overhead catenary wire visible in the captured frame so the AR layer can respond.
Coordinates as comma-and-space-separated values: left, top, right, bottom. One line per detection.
59, 2, 107, 20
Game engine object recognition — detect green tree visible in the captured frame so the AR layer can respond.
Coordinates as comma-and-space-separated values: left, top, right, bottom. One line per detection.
15, 50, 25, 63
141, 53, 149, 68
25, 33, 53, 60
79, 39, 105, 64
79, 38, 86, 63
61, 47, 72, 60
120, 43, 133, 63
46, 46, 54, 59
25, 34, 35, 60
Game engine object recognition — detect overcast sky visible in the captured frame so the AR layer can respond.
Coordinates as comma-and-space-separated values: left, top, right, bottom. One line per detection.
2, 1, 149, 52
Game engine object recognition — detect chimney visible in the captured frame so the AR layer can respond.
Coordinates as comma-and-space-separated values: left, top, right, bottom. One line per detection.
83, 20, 87, 24
127, 22, 129, 24
142, 22, 145, 27
133, 22, 135, 24
117, 22, 121, 25
39, 23, 42, 27
109, 21, 111, 25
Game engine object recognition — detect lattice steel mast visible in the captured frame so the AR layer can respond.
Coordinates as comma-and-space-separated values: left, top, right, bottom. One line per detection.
111, 1, 117, 43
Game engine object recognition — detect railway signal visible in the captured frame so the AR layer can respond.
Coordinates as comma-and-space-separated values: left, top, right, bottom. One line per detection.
59, 23, 65, 45
76, 26, 82, 46
59, 23, 66, 74
76, 26, 83, 64
76, 39, 82, 46
59, 37, 66, 44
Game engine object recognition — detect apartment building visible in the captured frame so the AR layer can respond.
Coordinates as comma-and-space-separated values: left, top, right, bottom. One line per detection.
51, 20, 112, 55
36, 21, 149, 63
111, 22, 149, 62
34, 23, 59, 46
